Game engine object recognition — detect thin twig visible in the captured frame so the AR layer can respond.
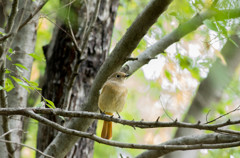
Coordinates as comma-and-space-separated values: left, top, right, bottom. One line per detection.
205, 105, 240, 124
61, 0, 102, 110
42, 16, 73, 40
67, 8, 82, 54
0, 139, 54, 158
0, 0, 49, 42
18, 0, 49, 30
206, 109, 211, 123
159, 96, 174, 121
44, 0, 76, 17
5, 0, 19, 33
81, 0, 101, 50
0, 129, 23, 138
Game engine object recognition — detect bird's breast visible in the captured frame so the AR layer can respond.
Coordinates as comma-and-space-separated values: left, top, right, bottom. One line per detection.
98, 81, 128, 113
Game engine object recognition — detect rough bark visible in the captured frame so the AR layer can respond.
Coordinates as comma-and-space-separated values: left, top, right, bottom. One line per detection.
36, 0, 119, 157
0, 0, 38, 158
0, 1, 9, 157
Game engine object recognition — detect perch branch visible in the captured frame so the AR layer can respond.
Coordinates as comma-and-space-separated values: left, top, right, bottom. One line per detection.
2, 109, 240, 151
0, 108, 240, 135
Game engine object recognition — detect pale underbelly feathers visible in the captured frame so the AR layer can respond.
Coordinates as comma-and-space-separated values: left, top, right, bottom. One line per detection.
98, 81, 128, 113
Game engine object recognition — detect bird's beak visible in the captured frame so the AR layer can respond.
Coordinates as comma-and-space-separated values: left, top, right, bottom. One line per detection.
125, 74, 130, 78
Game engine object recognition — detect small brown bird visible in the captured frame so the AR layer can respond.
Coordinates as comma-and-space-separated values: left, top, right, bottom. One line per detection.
98, 72, 129, 139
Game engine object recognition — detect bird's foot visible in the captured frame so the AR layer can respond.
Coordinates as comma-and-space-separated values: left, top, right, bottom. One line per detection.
116, 112, 121, 119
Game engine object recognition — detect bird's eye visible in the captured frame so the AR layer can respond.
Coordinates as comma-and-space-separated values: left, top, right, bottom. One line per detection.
116, 74, 120, 78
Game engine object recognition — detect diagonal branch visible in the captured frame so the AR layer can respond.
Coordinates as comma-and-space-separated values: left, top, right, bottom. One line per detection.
86, 0, 173, 109
42, 0, 173, 157
121, 8, 240, 74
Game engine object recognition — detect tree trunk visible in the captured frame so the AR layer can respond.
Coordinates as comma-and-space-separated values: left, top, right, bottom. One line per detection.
0, 0, 39, 157
36, 0, 119, 157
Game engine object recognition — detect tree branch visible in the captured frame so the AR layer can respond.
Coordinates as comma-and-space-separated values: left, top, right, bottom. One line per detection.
5, 0, 19, 33
42, 0, 173, 157
2, 109, 239, 152
0, 0, 49, 42
18, 0, 48, 30
121, 8, 240, 74
136, 133, 240, 158
0, 108, 240, 135
87, 0, 173, 109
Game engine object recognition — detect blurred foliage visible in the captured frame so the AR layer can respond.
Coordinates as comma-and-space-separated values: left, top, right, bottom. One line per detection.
19, 0, 240, 157
21, 119, 38, 158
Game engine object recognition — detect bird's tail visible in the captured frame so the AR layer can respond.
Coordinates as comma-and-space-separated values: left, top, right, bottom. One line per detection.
101, 112, 113, 139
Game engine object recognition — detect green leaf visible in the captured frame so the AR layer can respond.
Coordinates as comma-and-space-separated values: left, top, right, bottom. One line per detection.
5, 69, 11, 74
169, 11, 177, 17
22, 77, 41, 90
164, 70, 172, 82
36, 101, 45, 108
28, 53, 45, 61
45, 99, 56, 109
16, 66, 23, 73
215, 21, 228, 38
10, 76, 22, 82
14, 63, 29, 71
0, 86, 4, 90
8, 48, 14, 54
203, 19, 218, 32
189, 67, 200, 80
59, 116, 65, 121
10, 76, 32, 92
176, 54, 191, 69
6, 55, 12, 61
18, 84, 31, 92
5, 78, 15, 92
29, 81, 39, 87
35, 87, 42, 90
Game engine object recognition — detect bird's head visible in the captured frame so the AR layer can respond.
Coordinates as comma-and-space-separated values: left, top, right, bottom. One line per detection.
108, 72, 129, 82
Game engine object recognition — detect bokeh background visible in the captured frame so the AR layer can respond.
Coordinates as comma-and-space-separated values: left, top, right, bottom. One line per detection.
21, 0, 240, 157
